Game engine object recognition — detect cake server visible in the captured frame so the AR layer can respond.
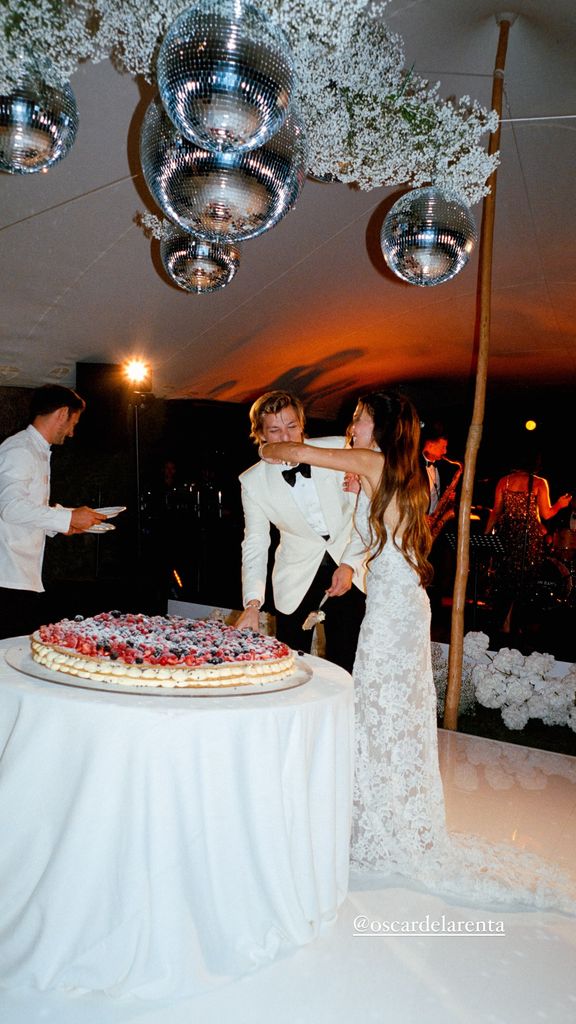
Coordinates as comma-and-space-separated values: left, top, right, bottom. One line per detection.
302, 593, 329, 631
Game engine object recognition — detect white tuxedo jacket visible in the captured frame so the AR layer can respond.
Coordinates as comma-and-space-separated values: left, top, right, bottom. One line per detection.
240, 437, 367, 615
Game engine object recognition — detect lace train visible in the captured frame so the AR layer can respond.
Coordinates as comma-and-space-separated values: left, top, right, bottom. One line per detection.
350, 492, 575, 913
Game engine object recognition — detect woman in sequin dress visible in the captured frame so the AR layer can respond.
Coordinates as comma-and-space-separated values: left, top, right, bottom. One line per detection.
485, 467, 571, 629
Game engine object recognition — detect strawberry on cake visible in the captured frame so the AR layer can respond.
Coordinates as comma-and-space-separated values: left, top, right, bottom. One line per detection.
31, 612, 296, 689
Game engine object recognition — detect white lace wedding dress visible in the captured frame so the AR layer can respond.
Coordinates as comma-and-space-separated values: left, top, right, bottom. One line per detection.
350, 490, 575, 911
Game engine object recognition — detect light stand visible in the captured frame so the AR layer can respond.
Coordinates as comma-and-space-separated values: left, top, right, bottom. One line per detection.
132, 394, 144, 561
123, 360, 152, 567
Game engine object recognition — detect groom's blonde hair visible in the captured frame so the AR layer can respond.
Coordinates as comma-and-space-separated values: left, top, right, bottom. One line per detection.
249, 390, 306, 444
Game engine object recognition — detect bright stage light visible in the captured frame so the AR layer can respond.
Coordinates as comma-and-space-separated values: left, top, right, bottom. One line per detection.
525, 420, 537, 432
123, 359, 151, 388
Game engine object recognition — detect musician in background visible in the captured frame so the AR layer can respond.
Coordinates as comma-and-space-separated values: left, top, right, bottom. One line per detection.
422, 424, 463, 528
421, 423, 463, 625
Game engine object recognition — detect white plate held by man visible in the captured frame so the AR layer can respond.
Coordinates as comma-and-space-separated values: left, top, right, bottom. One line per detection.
94, 506, 127, 518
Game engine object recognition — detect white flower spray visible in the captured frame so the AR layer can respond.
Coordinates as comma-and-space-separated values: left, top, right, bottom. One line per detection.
1, 0, 497, 204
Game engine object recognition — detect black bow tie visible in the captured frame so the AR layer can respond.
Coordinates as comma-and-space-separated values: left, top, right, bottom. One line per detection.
282, 463, 311, 486
424, 458, 435, 467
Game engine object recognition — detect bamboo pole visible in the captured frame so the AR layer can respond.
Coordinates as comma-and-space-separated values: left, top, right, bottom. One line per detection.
443, 14, 513, 730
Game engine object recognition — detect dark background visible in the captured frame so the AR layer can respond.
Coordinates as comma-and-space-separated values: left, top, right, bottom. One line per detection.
1, 368, 574, 664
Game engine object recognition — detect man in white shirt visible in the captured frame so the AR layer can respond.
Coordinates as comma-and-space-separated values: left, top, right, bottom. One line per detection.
235, 391, 366, 672
0, 385, 106, 638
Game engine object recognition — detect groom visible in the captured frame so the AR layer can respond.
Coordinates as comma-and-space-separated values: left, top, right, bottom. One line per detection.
235, 390, 366, 673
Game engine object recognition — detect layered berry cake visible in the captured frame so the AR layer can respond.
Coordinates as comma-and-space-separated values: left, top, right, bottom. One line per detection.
31, 612, 295, 689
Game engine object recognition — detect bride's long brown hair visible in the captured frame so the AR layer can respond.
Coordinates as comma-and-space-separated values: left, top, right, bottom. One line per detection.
359, 390, 432, 587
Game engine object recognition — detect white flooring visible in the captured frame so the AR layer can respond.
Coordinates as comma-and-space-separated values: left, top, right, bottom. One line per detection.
2, 728, 576, 1024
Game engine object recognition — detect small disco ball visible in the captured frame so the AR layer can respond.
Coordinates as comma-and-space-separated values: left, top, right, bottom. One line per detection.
157, 0, 295, 153
380, 186, 477, 286
160, 225, 240, 292
0, 62, 78, 174
140, 96, 306, 242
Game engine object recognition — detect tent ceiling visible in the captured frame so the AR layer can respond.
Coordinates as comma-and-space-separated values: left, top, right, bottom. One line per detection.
1, 0, 575, 417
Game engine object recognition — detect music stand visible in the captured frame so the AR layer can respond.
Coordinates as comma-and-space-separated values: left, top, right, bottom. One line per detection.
444, 533, 505, 627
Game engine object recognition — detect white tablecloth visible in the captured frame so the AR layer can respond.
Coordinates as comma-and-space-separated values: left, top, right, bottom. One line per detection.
0, 639, 354, 999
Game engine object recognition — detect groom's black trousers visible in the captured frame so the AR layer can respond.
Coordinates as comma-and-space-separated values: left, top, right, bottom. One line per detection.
274, 551, 365, 675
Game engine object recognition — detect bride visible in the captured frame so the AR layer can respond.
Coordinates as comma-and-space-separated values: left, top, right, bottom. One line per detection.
259, 389, 574, 912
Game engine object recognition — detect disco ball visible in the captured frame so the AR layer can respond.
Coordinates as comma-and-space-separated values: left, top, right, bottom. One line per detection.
0, 62, 78, 174
157, 0, 295, 153
160, 226, 240, 292
140, 96, 306, 242
380, 186, 477, 287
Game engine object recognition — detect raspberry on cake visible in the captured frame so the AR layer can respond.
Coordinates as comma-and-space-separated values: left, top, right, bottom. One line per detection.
31, 612, 295, 689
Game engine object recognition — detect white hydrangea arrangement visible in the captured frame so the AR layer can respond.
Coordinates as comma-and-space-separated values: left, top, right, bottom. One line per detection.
432, 631, 576, 733
464, 632, 576, 733
1, 0, 498, 204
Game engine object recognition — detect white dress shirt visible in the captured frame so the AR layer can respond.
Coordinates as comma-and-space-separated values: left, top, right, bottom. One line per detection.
289, 470, 330, 537
425, 459, 440, 513
0, 425, 72, 592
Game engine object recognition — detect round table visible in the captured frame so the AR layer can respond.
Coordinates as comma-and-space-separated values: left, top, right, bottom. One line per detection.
0, 639, 354, 999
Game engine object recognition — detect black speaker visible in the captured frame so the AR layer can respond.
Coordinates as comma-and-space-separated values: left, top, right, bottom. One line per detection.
75, 363, 130, 450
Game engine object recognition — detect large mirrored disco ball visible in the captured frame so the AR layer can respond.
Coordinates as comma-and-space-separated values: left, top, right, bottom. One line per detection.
157, 0, 295, 153
140, 96, 306, 242
0, 62, 78, 174
380, 186, 477, 286
160, 225, 240, 292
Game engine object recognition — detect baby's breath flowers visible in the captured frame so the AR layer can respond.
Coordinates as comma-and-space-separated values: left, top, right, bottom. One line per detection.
1, 0, 497, 204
